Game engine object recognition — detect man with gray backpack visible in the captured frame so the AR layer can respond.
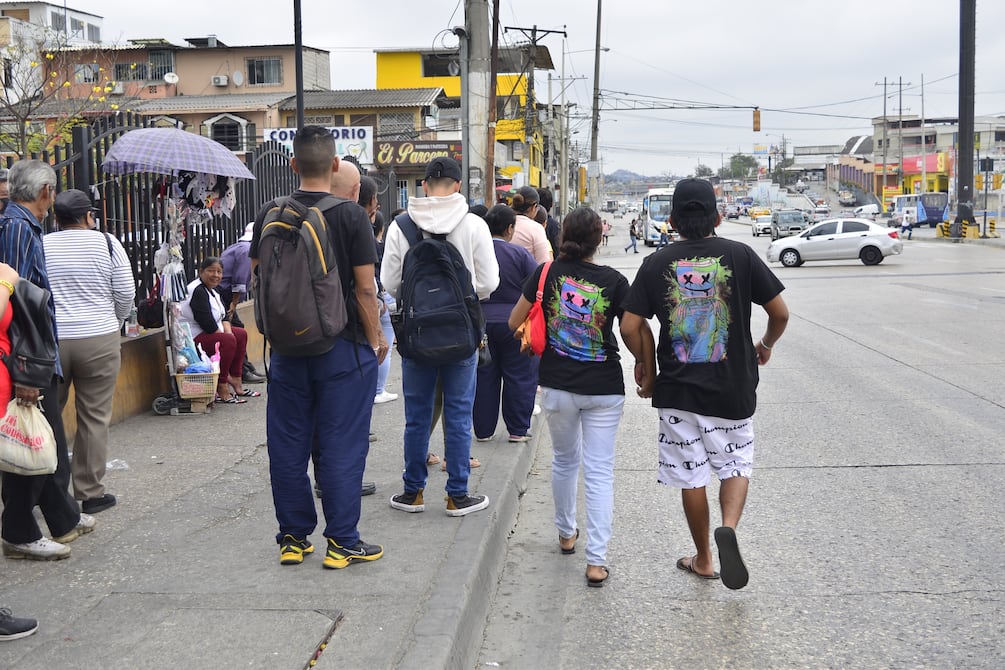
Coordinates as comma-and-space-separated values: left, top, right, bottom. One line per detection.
380, 157, 499, 517
250, 126, 388, 570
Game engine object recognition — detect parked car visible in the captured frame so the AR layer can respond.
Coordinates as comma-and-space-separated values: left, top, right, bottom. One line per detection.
876, 211, 902, 228
812, 205, 831, 222
838, 190, 857, 206
751, 214, 772, 237
853, 203, 880, 218
724, 204, 741, 219
766, 218, 903, 267
770, 209, 809, 240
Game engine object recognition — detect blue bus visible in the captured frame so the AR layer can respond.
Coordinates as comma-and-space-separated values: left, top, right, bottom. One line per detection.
889, 193, 949, 228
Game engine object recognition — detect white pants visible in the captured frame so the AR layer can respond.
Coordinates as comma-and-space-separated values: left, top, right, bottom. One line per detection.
541, 387, 625, 566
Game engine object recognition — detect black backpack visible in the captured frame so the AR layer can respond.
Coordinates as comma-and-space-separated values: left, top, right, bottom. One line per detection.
253, 195, 350, 357
2, 280, 58, 388
390, 213, 484, 365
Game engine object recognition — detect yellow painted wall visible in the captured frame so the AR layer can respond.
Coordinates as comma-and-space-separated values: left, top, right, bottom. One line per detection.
376, 51, 526, 101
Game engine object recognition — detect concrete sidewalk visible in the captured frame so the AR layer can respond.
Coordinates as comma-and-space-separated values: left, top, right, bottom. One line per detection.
1, 374, 541, 669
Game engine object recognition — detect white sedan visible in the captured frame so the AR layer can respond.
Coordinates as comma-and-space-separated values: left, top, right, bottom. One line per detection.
766, 218, 903, 267
751, 214, 772, 237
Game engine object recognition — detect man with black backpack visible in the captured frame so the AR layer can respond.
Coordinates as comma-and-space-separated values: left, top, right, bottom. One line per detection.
380, 157, 499, 517
250, 126, 388, 570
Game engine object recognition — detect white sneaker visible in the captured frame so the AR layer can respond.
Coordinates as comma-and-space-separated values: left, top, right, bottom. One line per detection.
2, 537, 71, 560
373, 391, 398, 404
53, 513, 96, 544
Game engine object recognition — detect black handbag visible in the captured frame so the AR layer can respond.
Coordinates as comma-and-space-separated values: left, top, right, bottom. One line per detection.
136, 274, 165, 328
2, 281, 57, 388
477, 332, 491, 368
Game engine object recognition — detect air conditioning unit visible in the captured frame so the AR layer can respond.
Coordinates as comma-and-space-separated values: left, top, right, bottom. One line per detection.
110, 82, 125, 95
211, 75, 228, 87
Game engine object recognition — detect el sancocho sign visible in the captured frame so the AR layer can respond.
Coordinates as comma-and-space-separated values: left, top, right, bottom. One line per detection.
375, 141, 462, 168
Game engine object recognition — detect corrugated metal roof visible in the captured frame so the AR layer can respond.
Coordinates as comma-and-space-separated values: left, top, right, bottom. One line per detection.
134, 92, 293, 113
278, 88, 444, 111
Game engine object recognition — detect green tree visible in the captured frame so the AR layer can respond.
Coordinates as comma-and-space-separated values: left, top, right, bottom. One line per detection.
727, 153, 759, 179
693, 163, 713, 178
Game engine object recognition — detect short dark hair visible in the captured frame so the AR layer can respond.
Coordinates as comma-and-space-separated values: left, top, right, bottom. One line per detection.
672, 211, 718, 240
358, 176, 377, 207
484, 204, 516, 236
558, 207, 602, 261
536, 187, 554, 212
292, 126, 335, 179
199, 256, 223, 272
468, 203, 488, 219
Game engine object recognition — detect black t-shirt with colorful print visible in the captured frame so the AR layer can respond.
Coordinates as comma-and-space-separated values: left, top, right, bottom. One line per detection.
622, 236, 784, 419
522, 259, 629, 396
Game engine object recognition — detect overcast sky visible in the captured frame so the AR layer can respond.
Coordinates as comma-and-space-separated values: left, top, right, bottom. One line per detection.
81, 0, 1005, 177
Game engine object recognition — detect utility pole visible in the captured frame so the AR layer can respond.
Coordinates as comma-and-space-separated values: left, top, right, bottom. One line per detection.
920, 73, 926, 194
452, 25, 470, 201
958, 0, 976, 209
504, 24, 565, 189
588, 0, 603, 209
876, 77, 887, 201
486, 0, 500, 203
464, 0, 490, 205
898, 75, 905, 195
293, 0, 304, 129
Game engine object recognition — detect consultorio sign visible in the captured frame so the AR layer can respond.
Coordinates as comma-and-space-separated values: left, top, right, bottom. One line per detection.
375, 141, 462, 168
264, 127, 373, 164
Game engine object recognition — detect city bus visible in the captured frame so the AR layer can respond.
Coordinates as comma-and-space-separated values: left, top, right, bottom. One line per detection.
888, 193, 949, 228
641, 187, 674, 246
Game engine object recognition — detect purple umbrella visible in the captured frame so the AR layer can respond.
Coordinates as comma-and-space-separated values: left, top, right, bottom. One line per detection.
102, 127, 255, 180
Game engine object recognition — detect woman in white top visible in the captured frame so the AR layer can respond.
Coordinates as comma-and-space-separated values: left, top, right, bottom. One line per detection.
44, 189, 135, 514
179, 256, 258, 404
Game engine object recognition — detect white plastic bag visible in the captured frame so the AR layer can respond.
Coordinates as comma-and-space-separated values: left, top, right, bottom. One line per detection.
0, 398, 57, 476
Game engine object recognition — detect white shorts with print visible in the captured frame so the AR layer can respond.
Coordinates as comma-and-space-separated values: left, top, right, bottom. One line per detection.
656, 408, 754, 489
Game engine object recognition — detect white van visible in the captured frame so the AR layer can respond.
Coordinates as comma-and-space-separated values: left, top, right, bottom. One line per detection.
853, 203, 880, 218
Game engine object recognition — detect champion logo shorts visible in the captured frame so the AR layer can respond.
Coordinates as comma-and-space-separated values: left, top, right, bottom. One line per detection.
656, 408, 754, 489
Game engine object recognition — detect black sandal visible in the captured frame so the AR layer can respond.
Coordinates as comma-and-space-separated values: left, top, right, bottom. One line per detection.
216, 393, 247, 404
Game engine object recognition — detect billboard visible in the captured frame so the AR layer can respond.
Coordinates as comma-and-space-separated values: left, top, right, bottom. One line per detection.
374, 141, 462, 168
263, 127, 373, 164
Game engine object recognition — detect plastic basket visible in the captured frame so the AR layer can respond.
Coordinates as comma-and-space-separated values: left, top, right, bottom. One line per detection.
175, 373, 219, 399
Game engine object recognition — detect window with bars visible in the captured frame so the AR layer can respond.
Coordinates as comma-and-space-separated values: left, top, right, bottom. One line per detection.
74, 63, 99, 84
378, 112, 415, 141
246, 57, 282, 85
87, 24, 100, 43
211, 119, 241, 151
70, 17, 83, 34
149, 51, 174, 80
50, 11, 65, 32
114, 62, 148, 81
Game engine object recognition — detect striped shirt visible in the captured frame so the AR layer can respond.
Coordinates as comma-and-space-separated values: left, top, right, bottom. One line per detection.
43, 229, 135, 339
0, 202, 62, 376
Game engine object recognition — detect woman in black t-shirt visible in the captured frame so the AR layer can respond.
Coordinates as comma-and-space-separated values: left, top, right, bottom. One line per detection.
509, 207, 644, 588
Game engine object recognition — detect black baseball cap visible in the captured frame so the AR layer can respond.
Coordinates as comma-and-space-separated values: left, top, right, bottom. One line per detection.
424, 156, 462, 182
54, 189, 98, 221
671, 178, 717, 219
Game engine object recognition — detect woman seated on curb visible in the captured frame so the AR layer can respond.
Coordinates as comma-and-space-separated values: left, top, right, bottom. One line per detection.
179, 257, 260, 404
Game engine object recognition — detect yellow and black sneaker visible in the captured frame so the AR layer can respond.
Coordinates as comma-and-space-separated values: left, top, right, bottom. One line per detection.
323, 538, 384, 569
279, 534, 314, 565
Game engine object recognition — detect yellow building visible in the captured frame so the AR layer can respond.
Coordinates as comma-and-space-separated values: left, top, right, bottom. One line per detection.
375, 46, 553, 188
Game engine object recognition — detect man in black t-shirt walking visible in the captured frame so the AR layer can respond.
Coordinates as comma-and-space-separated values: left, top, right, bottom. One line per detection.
620, 178, 789, 590
250, 126, 389, 570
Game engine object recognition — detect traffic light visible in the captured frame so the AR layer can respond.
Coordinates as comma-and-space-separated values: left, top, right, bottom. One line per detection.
975, 174, 984, 191
752, 108, 761, 132
994, 173, 1003, 190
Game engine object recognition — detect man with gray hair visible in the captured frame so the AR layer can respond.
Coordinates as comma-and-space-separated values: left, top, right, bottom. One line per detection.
0, 160, 93, 561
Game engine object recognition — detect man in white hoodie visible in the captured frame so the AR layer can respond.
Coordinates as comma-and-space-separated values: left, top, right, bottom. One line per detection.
381, 157, 499, 517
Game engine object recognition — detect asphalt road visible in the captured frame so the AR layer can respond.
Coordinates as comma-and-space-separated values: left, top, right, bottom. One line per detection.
477, 222, 1005, 669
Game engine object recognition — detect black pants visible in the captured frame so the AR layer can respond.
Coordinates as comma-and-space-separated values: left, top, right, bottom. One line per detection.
218, 287, 245, 329
1, 379, 80, 543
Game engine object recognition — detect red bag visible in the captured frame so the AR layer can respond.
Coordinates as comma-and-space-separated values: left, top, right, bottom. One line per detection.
516, 261, 551, 356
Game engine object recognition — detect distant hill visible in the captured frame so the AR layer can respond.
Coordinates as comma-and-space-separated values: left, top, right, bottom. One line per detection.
606, 169, 649, 183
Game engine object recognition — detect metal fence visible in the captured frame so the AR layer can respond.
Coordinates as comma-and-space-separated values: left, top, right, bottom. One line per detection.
11, 115, 399, 303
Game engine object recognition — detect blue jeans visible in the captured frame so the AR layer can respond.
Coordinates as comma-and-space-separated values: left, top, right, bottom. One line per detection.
473, 321, 537, 438
401, 352, 478, 498
266, 338, 377, 546
376, 294, 396, 395
624, 235, 637, 252
541, 387, 625, 566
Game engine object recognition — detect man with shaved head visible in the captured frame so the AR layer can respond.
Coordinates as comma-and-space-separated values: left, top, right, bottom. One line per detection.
330, 159, 361, 201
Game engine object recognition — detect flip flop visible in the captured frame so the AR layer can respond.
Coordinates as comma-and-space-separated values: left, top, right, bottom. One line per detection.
236, 389, 261, 398
440, 457, 481, 472
215, 394, 247, 404
426, 453, 441, 466
676, 556, 719, 580
586, 566, 607, 586
559, 529, 579, 555
714, 526, 749, 590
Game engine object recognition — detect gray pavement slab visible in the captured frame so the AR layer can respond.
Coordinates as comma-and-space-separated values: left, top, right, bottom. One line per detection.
0, 364, 541, 670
